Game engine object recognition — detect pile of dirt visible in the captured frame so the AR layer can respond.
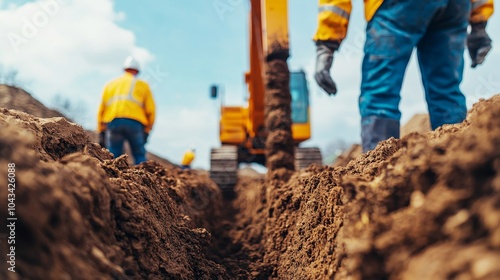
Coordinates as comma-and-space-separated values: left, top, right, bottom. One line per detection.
333, 114, 431, 168
227, 95, 500, 279
0, 85, 65, 119
0, 108, 227, 279
0, 84, 175, 167
338, 96, 500, 279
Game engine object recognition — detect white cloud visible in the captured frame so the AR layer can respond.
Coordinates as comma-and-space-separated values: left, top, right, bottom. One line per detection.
0, 0, 153, 127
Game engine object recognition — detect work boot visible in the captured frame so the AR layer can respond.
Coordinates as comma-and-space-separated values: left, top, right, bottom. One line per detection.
361, 116, 400, 153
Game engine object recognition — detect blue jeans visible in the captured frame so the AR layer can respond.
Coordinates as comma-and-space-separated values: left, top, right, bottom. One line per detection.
359, 0, 469, 130
106, 118, 147, 164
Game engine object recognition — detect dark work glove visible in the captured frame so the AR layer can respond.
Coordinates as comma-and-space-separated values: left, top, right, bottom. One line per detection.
144, 133, 149, 144
98, 131, 106, 148
467, 22, 492, 68
315, 40, 340, 95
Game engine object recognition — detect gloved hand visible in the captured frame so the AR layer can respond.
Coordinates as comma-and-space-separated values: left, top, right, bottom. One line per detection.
315, 40, 339, 95
467, 22, 492, 68
98, 131, 106, 148
144, 132, 149, 144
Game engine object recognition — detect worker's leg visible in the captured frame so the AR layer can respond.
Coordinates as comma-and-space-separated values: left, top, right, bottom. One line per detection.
106, 119, 125, 158
361, 116, 400, 152
359, 4, 413, 152
122, 119, 147, 164
359, 0, 445, 152
416, 0, 469, 129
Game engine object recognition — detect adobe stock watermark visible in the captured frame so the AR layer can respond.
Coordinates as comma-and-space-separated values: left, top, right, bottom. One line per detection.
6, 163, 17, 273
213, 0, 243, 20
142, 65, 169, 89
7, 0, 70, 53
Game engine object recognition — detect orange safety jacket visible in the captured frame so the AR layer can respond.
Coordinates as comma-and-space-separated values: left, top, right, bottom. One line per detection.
97, 72, 156, 133
314, 0, 494, 44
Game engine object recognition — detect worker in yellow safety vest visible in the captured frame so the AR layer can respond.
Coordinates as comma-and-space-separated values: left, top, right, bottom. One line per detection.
181, 149, 196, 170
314, 0, 494, 152
97, 56, 156, 164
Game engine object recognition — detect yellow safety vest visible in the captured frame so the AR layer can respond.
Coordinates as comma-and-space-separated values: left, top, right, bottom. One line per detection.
314, 0, 494, 43
97, 72, 155, 132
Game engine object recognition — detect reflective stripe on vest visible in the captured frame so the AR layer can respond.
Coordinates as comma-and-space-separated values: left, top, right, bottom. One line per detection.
319, 4, 350, 20
106, 78, 143, 107
472, 0, 489, 10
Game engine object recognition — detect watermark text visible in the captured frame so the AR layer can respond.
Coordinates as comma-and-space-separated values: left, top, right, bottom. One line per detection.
6, 163, 16, 273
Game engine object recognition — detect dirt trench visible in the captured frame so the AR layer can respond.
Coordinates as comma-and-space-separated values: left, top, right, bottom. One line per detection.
0, 103, 270, 279
1, 89, 500, 280
223, 95, 500, 279
0, 108, 230, 279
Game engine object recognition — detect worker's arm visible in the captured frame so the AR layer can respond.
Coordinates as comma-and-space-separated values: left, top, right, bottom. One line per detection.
470, 0, 494, 23
313, 0, 352, 44
313, 0, 352, 95
468, 0, 494, 68
143, 83, 156, 133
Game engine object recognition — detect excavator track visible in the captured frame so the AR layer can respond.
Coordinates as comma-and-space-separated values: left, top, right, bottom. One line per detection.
210, 146, 238, 198
295, 147, 323, 170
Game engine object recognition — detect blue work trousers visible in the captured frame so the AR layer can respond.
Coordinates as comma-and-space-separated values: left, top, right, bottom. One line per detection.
106, 118, 147, 164
359, 0, 470, 130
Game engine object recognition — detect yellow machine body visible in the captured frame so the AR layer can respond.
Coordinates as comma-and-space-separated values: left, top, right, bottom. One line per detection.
218, 0, 312, 165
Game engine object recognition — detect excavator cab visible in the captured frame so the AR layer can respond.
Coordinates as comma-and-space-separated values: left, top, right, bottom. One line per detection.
290, 71, 309, 125
289, 70, 323, 170
289, 70, 312, 144
209, 70, 322, 193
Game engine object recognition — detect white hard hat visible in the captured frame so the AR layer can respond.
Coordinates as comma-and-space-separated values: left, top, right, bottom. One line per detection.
123, 56, 140, 72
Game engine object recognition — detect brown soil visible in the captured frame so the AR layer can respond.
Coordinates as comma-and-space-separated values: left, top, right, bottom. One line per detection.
264, 59, 294, 172
332, 144, 362, 167
0, 108, 226, 279
0, 85, 176, 168
0, 85, 66, 119
1, 84, 499, 280
228, 95, 500, 279
333, 114, 431, 168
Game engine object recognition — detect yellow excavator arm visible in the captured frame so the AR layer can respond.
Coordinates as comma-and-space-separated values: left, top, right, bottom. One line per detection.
210, 0, 322, 195
246, 0, 290, 145
221, 0, 292, 148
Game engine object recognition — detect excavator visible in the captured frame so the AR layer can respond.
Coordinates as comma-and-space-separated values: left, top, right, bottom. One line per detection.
210, 0, 322, 192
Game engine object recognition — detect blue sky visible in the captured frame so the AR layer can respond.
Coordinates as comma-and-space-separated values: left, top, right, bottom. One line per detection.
1, 0, 499, 169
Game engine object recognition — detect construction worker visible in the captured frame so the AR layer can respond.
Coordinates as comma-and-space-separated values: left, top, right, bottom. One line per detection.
181, 148, 195, 170
314, 0, 494, 152
97, 56, 156, 164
